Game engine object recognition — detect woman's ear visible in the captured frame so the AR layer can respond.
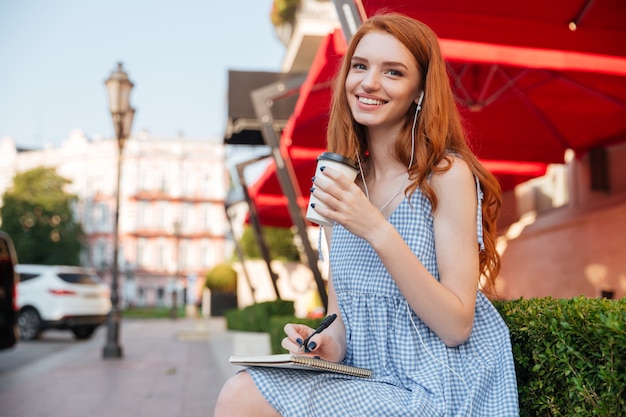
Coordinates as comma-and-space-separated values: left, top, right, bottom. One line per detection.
414, 91, 425, 106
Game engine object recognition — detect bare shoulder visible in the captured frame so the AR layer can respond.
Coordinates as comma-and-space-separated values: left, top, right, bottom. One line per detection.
431, 156, 474, 193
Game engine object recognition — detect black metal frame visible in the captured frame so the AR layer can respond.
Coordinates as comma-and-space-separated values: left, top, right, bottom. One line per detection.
232, 155, 282, 300
250, 74, 328, 310
226, 1, 365, 312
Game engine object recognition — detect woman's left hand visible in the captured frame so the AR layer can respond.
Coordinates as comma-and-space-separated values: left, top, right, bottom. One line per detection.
281, 322, 343, 362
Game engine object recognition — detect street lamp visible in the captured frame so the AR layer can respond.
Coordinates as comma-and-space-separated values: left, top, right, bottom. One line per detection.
102, 62, 135, 359
171, 220, 181, 320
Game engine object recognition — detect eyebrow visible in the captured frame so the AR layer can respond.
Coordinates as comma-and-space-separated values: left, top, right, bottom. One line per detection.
351, 55, 409, 70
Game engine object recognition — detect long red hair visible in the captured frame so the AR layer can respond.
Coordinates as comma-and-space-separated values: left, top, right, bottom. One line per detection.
326, 13, 502, 292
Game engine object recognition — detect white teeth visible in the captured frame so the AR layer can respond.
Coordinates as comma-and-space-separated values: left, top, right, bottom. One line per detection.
358, 96, 385, 105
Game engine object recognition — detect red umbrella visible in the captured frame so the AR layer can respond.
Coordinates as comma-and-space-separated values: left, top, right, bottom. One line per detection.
359, 0, 626, 162
247, 30, 346, 227
247, 0, 626, 227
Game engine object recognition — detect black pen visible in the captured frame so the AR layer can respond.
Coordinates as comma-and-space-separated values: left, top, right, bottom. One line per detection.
302, 313, 337, 353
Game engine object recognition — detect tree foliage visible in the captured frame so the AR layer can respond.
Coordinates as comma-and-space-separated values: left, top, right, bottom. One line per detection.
0, 167, 84, 265
239, 225, 301, 261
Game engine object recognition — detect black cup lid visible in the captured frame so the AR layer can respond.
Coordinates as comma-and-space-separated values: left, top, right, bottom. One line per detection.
317, 152, 358, 170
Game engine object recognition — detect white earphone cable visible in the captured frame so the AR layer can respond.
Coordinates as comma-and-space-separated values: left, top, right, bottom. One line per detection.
357, 92, 423, 208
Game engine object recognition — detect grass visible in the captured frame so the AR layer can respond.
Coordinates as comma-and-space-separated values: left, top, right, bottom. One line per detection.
122, 306, 187, 319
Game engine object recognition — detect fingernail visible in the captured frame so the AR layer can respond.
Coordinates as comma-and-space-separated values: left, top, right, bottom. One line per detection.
319, 166, 326, 171
310, 187, 314, 193
296, 338, 303, 346
310, 203, 316, 208
307, 341, 317, 351
311, 176, 316, 182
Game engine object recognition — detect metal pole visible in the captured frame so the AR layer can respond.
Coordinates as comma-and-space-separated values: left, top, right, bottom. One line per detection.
332, 0, 363, 41
103, 120, 124, 359
170, 221, 181, 319
224, 202, 257, 303
235, 157, 282, 299
251, 75, 329, 310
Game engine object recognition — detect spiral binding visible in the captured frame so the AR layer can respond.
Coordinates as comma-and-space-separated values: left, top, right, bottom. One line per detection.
291, 355, 373, 378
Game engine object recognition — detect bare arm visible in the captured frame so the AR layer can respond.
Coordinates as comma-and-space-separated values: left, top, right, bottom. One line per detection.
310, 157, 479, 346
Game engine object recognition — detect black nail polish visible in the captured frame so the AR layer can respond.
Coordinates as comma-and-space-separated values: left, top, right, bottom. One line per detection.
307, 341, 317, 351
319, 166, 326, 171
310, 187, 314, 193
311, 176, 316, 182
310, 203, 316, 208
296, 338, 303, 346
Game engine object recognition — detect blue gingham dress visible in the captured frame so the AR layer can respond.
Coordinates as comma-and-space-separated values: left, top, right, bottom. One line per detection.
246, 184, 519, 416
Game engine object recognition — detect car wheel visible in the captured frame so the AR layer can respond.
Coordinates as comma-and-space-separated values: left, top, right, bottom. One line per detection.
71, 325, 97, 340
18, 308, 42, 340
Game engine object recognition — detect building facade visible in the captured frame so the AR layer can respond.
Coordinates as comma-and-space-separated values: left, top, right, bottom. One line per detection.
0, 130, 228, 307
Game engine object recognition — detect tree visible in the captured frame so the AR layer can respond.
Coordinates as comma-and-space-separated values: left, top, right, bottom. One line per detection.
239, 225, 301, 261
0, 167, 84, 265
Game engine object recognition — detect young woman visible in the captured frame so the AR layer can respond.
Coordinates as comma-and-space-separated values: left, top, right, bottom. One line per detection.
215, 13, 519, 416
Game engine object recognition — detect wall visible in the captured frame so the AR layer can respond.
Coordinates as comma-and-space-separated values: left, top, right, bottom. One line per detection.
496, 143, 626, 300
0, 131, 228, 307
232, 260, 324, 318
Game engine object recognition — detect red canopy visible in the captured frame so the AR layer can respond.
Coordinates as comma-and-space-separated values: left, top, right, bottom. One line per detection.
248, 0, 626, 227
248, 30, 346, 227
361, 0, 626, 162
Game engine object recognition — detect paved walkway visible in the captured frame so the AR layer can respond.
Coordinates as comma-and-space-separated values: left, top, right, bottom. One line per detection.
0, 317, 270, 417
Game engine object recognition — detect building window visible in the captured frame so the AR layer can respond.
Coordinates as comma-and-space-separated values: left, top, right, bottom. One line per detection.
137, 238, 146, 267
96, 240, 107, 269
157, 287, 164, 305
139, 201, 151, 228
180, 240, 188, 270
155, 201, 166, 227
183, 202, 193, 229
95, 203, 108, 231
156, 241, 165, 270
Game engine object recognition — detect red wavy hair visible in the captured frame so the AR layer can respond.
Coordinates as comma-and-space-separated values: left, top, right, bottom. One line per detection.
326, 13, 502, 292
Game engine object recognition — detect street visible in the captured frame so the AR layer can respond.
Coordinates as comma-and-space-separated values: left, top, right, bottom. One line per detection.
0, 319, 227, 417
0, 329, 89, 374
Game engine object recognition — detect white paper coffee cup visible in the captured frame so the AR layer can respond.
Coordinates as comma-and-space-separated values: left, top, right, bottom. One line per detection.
306, 152, 359, 227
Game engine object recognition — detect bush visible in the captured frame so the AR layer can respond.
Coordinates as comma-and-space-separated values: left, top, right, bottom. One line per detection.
261, 297, 625, 415
225, 299, 295, 333
494, 296, 625, 417
204, 263, 238, 293
270, 0, 300, 26
238, 225, 301, 261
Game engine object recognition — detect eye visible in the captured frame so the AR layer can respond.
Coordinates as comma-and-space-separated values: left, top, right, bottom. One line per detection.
386, 69, 403, 77
351, 62, 366, 71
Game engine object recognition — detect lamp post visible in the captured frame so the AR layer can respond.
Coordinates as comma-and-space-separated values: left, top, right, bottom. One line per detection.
102, 62, 135, 359
171, 220, 181, 320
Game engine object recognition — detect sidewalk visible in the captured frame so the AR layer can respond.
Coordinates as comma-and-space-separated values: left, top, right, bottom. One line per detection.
0, 317, 268, 417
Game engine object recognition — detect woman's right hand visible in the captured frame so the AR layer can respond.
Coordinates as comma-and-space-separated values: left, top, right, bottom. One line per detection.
281, 323, 343, 362
312, 166, 387, 242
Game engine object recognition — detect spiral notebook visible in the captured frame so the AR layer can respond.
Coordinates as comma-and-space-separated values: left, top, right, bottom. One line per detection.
229, 353, 373, 379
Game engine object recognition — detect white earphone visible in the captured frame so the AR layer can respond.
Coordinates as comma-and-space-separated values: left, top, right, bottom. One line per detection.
415, 90, 424, 109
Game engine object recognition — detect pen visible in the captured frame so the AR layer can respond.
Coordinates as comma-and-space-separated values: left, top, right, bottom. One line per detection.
302, 313, 337, 353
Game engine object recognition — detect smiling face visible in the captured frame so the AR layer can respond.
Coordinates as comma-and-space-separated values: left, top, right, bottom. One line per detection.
345, 30, 422, 139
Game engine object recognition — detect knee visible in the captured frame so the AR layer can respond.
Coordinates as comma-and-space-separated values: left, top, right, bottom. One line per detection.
214, 371, 277, 417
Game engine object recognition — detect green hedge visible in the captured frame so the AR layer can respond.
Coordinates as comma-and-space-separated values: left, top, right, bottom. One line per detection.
258, 297, 624, 416
493, 296, 625, 417
224, 299, 295, 333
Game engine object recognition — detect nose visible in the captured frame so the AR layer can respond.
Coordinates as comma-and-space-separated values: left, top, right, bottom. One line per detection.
360, 70, 380, 91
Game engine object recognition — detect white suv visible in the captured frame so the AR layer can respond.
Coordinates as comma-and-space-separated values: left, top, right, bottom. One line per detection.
16, 264, 111, 340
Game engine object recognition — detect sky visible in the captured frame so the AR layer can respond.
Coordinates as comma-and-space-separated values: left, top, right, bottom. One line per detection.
0, 0, 286, 150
